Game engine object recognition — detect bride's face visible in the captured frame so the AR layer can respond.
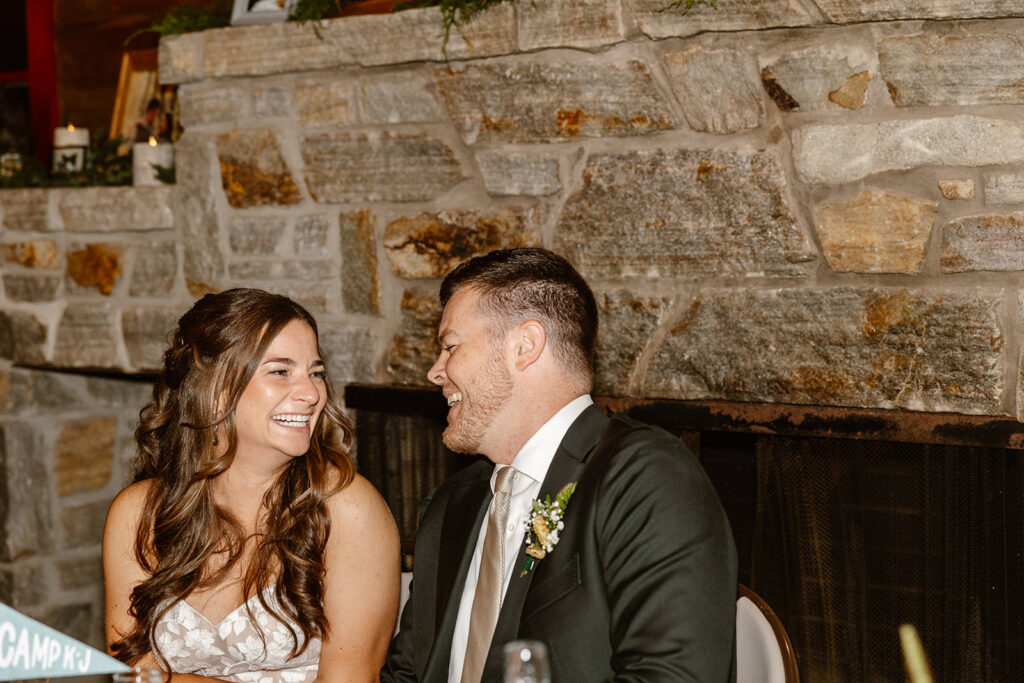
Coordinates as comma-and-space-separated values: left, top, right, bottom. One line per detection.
233, 320, 328, 466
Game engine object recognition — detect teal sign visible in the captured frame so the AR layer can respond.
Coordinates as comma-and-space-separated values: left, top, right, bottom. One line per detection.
0, 603, 131, 680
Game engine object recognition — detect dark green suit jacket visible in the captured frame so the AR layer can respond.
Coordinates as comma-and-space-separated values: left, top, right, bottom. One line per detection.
381, 405, 737, 682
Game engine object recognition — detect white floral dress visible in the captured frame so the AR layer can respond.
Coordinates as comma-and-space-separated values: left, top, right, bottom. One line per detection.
152, 587, 320, 683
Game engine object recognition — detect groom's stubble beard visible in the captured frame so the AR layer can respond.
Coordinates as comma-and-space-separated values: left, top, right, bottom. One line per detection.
442, 348, 514, 455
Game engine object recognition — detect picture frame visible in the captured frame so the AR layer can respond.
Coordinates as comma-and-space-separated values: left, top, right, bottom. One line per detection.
109, 49, 160, 154
230, 0, 297, 26
51, 146, 86, 174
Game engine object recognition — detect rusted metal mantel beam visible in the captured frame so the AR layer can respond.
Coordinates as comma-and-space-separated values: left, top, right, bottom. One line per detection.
594, 397, 1024, 450
343, 385, 1024, 450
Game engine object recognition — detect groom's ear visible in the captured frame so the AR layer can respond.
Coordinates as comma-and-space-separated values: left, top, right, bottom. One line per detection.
510, 320, 546, 372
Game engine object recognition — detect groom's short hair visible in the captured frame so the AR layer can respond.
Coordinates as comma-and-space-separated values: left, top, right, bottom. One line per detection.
440, 247, 598, 383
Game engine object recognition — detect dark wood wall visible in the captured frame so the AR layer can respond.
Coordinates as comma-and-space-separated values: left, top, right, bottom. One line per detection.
54, 0, 186, 134
0, 4, 29, 72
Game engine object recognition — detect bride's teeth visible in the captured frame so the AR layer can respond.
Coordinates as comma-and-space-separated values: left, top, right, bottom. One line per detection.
273, 415, 310, 425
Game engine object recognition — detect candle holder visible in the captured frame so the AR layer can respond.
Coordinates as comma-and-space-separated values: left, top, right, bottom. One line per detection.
52, 124, 89, 173
132, 136, 174, 186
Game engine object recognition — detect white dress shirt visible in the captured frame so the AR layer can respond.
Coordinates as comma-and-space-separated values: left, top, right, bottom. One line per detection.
447, 394, 593, 682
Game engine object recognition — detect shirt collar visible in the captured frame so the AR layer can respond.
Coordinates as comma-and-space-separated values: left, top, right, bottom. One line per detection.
496, 394, 593, 490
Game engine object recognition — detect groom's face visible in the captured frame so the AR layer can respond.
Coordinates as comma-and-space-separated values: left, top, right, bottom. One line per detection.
427, 287, 514, 455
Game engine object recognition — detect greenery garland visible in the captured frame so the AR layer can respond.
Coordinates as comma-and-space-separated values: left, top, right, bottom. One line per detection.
435, 0, 511, 46
662, 0, 717, 9
290, 0, 718, 48
125, 1, 231, 45
131, 0, 719, 51
289, 0, 344, 24
288, 0, 513, 48
136, 0, 719, 40
147, 1, 233, 34
0, 132, 160, 189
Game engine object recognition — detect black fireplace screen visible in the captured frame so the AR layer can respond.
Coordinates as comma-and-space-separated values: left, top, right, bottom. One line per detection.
350, 401, 469, 565
751, 436, 1024, 682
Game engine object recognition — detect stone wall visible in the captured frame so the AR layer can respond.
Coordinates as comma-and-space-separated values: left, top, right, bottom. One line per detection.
63, 0, 1024, 418
0, 366, 146, 661
5, 0, 1024, 654
0, 184, 175, 650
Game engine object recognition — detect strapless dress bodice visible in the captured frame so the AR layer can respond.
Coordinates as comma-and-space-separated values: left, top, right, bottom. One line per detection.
153, 587, 320, 683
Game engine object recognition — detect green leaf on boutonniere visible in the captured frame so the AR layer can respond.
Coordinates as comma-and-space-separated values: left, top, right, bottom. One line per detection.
520, 481, 577, 577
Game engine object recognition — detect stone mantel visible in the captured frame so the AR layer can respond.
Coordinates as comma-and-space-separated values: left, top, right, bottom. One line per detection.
157, 2, 1024, 85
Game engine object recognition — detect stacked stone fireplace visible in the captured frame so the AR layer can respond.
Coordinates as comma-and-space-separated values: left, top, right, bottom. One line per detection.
3, 0, 1024, 678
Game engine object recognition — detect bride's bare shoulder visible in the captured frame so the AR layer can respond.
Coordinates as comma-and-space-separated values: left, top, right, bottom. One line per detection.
106, 479, 155, 525
327, 473, 397, 537
328, 472, 386, 510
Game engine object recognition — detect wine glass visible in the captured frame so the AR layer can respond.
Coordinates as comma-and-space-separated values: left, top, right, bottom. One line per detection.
503, 640, 551, 683
113, 668, 164, 683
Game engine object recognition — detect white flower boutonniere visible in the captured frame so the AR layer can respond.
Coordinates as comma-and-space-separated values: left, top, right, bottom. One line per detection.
520, 481, 577, 576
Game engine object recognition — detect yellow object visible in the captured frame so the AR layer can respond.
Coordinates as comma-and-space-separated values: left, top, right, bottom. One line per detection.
899, 623, 934, 683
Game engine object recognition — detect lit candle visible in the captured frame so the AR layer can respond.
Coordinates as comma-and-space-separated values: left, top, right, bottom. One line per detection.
52, 123, 89, 173
132, 136, 174, 187
53, 123, 89, 148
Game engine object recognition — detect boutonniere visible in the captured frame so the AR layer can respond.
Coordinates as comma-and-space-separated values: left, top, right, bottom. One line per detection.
519, 482, 576, 576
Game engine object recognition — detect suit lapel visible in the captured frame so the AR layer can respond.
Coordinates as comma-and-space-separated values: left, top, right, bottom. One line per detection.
534, 403, 609, 504
482, 405, 610, 679
422, 463, 492, 681
435, 473, 492, 631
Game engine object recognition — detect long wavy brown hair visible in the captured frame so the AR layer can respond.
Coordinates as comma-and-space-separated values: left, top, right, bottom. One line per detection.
112, 288, 355, 666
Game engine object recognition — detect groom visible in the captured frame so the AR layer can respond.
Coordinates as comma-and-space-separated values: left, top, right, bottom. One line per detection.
381, 247, 737, 682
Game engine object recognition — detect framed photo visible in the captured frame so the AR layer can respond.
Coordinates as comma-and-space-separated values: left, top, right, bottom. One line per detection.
230, 0, 296, 26
109, 49, 159, 154
52, 146, 86, 173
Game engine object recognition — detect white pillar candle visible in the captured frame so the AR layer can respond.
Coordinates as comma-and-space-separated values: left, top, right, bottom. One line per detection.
52, 124, 89, 173
132, 137, 175, 187
53, 124, 89, 148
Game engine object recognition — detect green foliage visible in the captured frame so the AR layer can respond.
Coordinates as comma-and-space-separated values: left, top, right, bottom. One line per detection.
660, 0, 717, 10
289, 0, 345, 23
126, 1, 231, 45
49, 133, 134, 187
0, 130, 136, 189
0, 155, 47, 189
555, 481, 576, 510
392, 0, 436, 8
151, 1, 232, 34
436, 0, 513, 48
153, 163, 177, 185
88, 133, 135, 185
144, 0, 719, 42
291, 0, 437, 23
291, 0, 716, 53
290, 0, 512, 49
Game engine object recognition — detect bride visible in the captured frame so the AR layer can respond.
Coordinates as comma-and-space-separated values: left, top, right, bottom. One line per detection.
103, 288, 399, 682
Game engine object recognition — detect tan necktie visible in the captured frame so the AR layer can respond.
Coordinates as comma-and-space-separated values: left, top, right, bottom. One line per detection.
461, 465, 517, 683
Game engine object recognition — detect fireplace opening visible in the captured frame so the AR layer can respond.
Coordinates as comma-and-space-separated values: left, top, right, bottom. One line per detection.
346, 384, 469, 568
346, 385, 1024, 681
700, 431, 1023, 682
